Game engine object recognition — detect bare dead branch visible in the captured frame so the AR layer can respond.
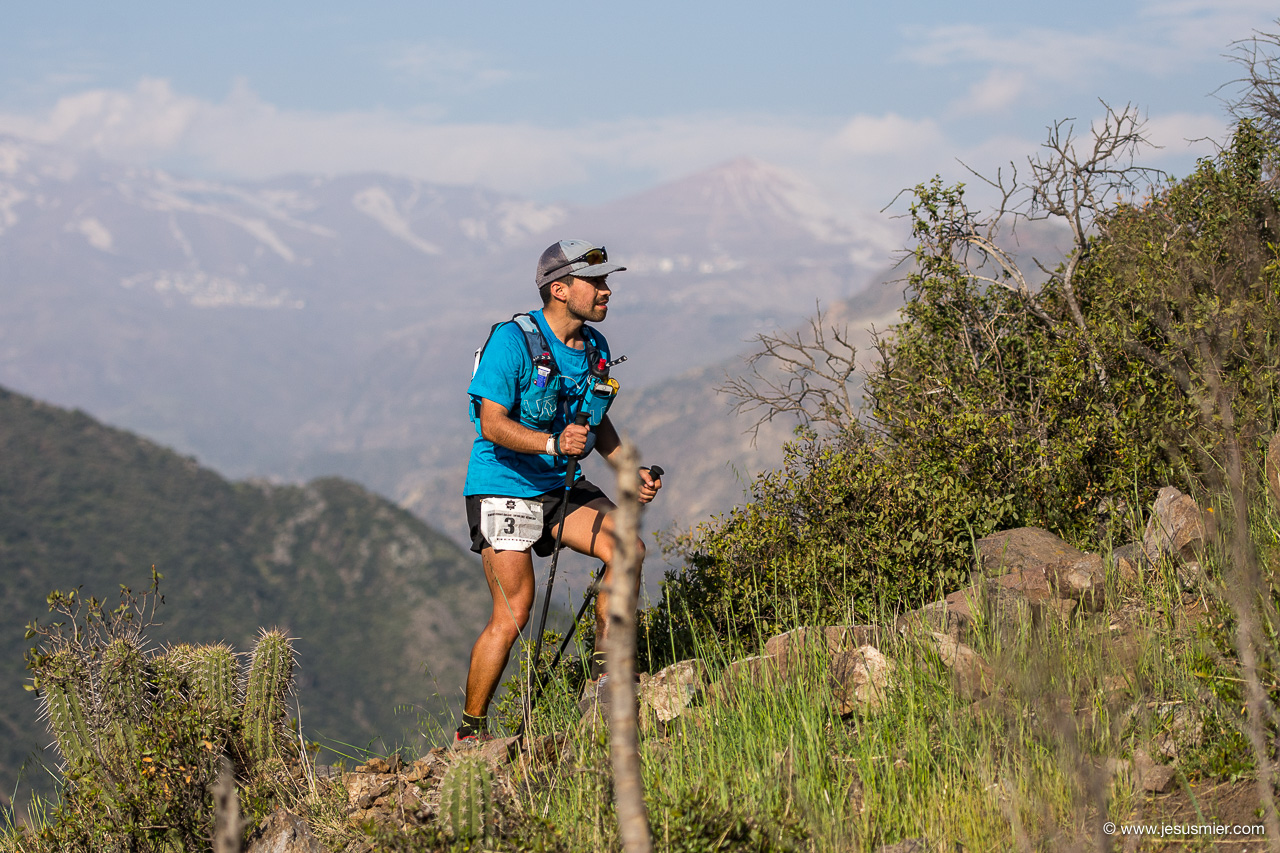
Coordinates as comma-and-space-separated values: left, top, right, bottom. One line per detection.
1223, 21, 1280, 135
718, 303, 861, 441
603, 440, 652, 853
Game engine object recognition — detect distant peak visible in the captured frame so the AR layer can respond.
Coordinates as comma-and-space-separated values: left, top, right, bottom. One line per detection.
687, 156, 803, 187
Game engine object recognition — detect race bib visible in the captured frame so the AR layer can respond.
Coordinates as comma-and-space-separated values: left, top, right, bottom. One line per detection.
480, 498, 544, 552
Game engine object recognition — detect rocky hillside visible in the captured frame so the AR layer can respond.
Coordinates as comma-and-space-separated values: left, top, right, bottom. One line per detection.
0, 386, 495, 799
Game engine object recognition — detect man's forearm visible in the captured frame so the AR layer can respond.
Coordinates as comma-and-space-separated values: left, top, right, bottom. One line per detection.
592, 415, 622, 461
479, 402, 555, 455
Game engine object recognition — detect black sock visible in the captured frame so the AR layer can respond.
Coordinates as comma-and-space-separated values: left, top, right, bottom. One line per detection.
457, 712, 487, 738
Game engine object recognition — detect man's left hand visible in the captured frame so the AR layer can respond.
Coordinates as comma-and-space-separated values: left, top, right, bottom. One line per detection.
639, 467, 662, 504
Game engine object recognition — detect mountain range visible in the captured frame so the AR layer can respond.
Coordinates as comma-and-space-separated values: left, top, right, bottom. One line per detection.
0, 385, 497, 804
0, 134, 906, 591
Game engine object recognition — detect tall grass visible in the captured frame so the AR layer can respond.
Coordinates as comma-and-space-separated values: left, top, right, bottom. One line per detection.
507, 491, 1276, 852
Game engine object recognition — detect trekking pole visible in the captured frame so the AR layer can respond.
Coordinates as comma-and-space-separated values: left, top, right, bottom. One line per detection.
520, 465, 663, 738
544, 465, 664, 675
523, 411, 590, 733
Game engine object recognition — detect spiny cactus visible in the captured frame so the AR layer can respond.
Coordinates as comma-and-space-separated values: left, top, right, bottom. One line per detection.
38, 633, 297, 781
242, 628, 295, 765
438, 754, 495, 841
25, 578, 300, 851
39, 650, 95, 777
97, 637, 148, 770
186, 643, 240, 726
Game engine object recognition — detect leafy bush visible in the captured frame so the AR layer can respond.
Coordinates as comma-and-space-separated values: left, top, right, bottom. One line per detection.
653, 428, 1015, 651
655, 119, 1280, 650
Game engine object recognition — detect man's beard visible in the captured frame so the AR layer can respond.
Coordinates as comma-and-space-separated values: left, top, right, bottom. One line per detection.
569, 297, 607, 323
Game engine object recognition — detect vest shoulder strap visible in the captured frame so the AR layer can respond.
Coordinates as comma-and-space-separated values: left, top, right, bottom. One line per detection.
472, 312, 551, 379
511, 314, 552, 367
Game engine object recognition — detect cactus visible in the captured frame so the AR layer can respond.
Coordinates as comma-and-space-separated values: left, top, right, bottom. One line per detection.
97, 637, 148, 770
39, 650, 95, 776
188, 643, 240, 726
242, 629, 295, 765
437, 754, 495, 841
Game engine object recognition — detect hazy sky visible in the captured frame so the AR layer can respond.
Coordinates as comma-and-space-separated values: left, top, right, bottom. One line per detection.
2, 1, 1277, 212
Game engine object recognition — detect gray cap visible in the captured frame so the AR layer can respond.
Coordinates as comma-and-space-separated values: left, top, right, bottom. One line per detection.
536, 239, 626, 288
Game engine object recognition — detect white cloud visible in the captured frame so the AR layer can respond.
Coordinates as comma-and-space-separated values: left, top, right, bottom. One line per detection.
0, 79, 874, 196
902, 24, 1159, 81
907, 3, 1277, 93
0, 77, 203, 159
960, 70, 1028, 114
0, 77, 1233, 222
1139, 0, 1279, 53
381, 42, 513, 92
831, 114, 944, 156
1142, 111, 1231, 165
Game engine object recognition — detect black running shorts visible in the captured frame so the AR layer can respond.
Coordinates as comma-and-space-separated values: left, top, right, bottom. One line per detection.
465, 479, 609, 557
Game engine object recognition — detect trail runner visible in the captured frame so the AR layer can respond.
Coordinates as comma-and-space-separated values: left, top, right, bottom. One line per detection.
456, 239, 662, 744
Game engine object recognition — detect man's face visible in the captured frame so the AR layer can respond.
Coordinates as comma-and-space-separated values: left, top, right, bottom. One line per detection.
562, 275, 611, 323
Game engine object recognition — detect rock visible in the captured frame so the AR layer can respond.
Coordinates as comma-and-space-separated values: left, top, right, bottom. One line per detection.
354, 756, 397, 774
829, 645, 895, 714
345, 773, 395, 809
899, 587, 979, 641
1042, 598, 1078, 624
403, 755, 439, 783
988, 565, 1054, 603
528, 732, 569, 765
245, 808, 329, 853
925, 632, 994, 701
764, 625, 877, 665
976, 527, 1089, 575
1045, 552, 1106, 611
479, 735, 521, 766
1133, 750, 1177, 793
1111, 542, 1147, 582
639, 659, 704, 722
1142, 486, 1209, 565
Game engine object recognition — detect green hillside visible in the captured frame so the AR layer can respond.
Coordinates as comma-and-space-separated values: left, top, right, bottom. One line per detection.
0, 386, 491, 799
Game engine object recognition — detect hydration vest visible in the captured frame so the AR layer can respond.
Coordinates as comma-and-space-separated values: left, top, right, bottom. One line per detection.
470, 313, 618, 439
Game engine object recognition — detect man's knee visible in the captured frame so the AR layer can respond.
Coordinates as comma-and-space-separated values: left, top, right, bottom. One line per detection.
489, 603, 532, 643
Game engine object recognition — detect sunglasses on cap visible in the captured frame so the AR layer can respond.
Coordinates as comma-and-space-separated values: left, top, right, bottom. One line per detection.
545, 246, 608, 279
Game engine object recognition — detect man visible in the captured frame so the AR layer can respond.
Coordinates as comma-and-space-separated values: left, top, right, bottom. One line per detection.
456, 239, 662, 744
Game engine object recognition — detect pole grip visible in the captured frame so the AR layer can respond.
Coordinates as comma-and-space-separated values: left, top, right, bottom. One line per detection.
564, 411, 591, 490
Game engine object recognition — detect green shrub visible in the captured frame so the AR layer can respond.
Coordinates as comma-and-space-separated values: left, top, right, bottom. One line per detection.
653, 119, 1280, 654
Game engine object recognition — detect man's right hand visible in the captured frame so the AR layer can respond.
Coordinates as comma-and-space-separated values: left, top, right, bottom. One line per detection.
557, 422, 590, 457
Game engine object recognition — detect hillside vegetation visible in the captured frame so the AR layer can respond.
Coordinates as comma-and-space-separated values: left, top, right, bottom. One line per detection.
658, 115, 1280, 650
10, 36, 1280, 853
0, 386, 491, 802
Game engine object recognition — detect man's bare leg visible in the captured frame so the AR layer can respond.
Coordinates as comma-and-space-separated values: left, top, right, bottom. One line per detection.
553, 497, 646, 672
463, 547, 536, 718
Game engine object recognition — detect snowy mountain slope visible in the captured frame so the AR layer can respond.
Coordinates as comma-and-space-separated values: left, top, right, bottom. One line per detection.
0, 135, 904, 559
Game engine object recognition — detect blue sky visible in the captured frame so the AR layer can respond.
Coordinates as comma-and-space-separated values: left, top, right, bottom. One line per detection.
2, 1, 1277, 212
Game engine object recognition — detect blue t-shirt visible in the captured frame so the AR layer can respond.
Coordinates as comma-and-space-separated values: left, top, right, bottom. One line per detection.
464, 310, 609, 497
